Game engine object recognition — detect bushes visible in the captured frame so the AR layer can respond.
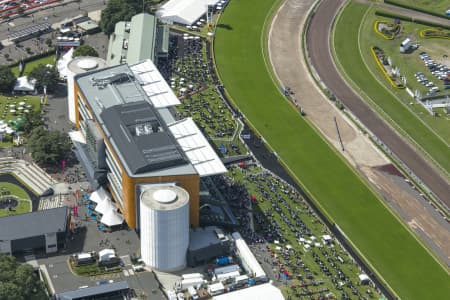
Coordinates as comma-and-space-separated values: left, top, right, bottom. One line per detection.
384, 0, 450, 20
374, 10, 450, 30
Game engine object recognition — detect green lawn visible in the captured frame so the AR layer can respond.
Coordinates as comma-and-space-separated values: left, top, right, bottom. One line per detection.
334, 2, 450, 174
214, 0, 450, 299
385, 0, 450, 17
11, 54, 56, 77
0, 95, 41, 123
360, 10, 450, 143
229, 165, 379, 298
0, 182, 31, 217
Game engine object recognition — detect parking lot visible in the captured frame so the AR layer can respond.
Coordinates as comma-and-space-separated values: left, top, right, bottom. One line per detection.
34, 201, 165, 298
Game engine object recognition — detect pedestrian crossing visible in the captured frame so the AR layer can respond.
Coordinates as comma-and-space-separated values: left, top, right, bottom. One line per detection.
38, 195, 64, 210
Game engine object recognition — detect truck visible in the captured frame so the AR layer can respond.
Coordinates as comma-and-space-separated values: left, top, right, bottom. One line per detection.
208, 282, 225, 296
234, 275, 249, 287
176, 278, 207, 291
181, 273, 204, 280
187, 286, 199, 300
216, 256, 232, 266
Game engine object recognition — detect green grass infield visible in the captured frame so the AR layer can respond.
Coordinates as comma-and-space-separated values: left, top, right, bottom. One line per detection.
334, 1, 450, 174
214, 0, 450, 299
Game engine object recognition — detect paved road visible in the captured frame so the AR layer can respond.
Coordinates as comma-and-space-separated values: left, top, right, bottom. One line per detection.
0, 0, 106, 41
306, 0, 450, 207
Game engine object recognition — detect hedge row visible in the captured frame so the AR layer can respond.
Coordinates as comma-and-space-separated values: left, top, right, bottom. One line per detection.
384, 0, 450, 20
6, 49, 55, 68
375, 10, 450, 30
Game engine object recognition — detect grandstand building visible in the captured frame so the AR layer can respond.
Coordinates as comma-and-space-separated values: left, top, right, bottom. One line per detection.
106, 13, 169, 66
70, 59, 226, 228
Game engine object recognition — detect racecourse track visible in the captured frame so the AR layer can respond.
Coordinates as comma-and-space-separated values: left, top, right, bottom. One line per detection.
306, 0, 450, 207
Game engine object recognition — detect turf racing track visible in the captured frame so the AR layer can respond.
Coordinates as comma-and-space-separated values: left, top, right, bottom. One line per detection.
306, 0, 450, 207
214, 0, 450, 299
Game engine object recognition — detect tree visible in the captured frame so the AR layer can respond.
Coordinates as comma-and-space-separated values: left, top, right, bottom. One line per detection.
22, 111, 44, 136
73, 44, 99, 58
27, 126, 72, 167
0, 254, 47, 300
100, 0, 141, 35
0, 65, 16, 93
27, 64, 59, 93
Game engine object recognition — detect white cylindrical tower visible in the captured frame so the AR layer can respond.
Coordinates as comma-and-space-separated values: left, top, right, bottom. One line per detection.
140, 185, 190, 272
67, 56, 106, 123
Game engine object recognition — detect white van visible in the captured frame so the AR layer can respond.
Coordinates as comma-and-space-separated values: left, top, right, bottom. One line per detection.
187, 286, 198, 300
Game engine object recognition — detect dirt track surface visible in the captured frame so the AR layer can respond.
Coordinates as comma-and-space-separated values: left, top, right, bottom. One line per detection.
306, 0, 450, 206
268, 0, 450, 265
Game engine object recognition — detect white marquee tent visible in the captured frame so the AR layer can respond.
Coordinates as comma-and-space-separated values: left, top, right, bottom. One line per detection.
98, 248, 116, 262
57, 47, 74, 79
157, 0, 221, 25
95, 198, 117, 215
13, 76, 36, 92
100, 210, 124, 227
90, 187, 111, 204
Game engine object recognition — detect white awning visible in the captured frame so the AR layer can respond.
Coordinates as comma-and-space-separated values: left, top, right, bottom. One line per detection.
90, 187, 110, 203
95, 198, 117, 215
168, 118, 227, 177
56, 47, 74, 79
157, 0, 221, 25
130, 59, 181, 108
98, 248, 116, 262
212, 283, 284, 300
14, 76, 36, 92
100, 210, 124, 227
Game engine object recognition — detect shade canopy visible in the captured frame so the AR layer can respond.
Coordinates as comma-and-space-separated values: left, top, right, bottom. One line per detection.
95, 198, 117, 215
98, 248, 116, 262
90, 187, 111, 204
14, 76, 36, 92
100, 210, 124, 227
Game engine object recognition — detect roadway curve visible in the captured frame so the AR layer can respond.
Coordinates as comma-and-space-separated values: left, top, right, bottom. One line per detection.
306, 0, 450, 206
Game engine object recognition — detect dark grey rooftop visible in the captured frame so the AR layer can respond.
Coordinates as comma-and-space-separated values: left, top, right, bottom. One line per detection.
189, 226, 227, 251
100, 101, 187, 174
56, 281, 129, 300
0, 207, 68, 241
75, 63, 197, 177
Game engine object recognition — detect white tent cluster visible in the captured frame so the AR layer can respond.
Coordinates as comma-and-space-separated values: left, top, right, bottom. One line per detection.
57, 48, 74, 79
14, 76, 36, 93
0, 120, 15, 135
157, 0, 221, 25
90, 187, 124, 227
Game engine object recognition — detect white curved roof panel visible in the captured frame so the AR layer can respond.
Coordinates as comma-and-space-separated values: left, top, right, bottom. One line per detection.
168, 118, 227, 177
130, 59, 181, 108
157, 0, 221, 25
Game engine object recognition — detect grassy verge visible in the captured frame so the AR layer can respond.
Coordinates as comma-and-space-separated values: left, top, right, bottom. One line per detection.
384, 0, 450, 19
10, 54, 56, 76
214, 0, 450, 299
333, 2, 450, 175
361, 12, 449, 143
0, 182, 31, 217
0, 95, 41, 123
69, 261, 121, 277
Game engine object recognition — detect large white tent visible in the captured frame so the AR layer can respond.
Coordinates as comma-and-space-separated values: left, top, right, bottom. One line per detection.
13, 76, 36, 92
95, 198, 117, 215
57, 47, 74, 79
157, 0, 221, 25
212, 283, 284, 300
100, 210, 124, 227
98, 248, 116, 262
90, 187, 111, 204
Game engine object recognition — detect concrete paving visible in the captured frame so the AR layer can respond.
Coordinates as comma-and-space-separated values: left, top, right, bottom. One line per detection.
35, 202, 165, 298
